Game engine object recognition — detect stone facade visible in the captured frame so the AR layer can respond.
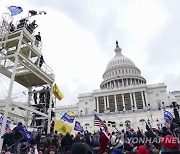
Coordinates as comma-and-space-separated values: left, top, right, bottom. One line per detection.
55, 42, 179, 133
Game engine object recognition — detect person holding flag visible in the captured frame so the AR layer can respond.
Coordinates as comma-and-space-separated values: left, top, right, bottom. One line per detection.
94, 114, 110, 153
99, 129, 109, 154
14, 122, 32, 142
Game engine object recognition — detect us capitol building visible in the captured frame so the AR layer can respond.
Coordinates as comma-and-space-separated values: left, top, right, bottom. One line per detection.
56, 41, 180, 132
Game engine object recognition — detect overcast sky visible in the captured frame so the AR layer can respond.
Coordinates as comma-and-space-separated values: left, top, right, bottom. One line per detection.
1, 0, 180, 106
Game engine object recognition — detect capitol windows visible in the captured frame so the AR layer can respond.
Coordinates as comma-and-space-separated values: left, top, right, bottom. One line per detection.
85, 123, 90, 129
112, 123, 116, 128
139, 119, 145, 125
128, 79, 130, 85
85, 108, 89, 115
125, 120, 131, 123
139, 119, 145, 122
119, 123, 123, 127
122, 70, 124, 74
157, 100, 161, 110
85, 102, 88, 105
85, 123, 90, 126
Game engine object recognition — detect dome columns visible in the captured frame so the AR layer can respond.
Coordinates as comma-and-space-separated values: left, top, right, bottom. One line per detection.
95, 90, 148, 114
141, 92, 146, 107
101, 78, 146, 89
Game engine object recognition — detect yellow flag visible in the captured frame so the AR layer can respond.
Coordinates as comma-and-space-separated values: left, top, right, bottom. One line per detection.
54, 120, 72, 135
53, 84, 64, 101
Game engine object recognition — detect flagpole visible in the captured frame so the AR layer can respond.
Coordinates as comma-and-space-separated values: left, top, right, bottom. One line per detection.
5, 6, 11, 15
114, 127, 120, 133
93, 113, 95, 133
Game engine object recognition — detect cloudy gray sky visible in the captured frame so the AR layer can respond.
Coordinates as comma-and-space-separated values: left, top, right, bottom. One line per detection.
1, 0, 180, 106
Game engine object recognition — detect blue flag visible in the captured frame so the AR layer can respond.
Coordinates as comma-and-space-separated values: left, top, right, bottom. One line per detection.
61, 113, 75, 123
8, 6, 23, 16
74, 121, 84, 133
16, 124, 32, 142
0, 114, 12, 129
164, 109, 173, 123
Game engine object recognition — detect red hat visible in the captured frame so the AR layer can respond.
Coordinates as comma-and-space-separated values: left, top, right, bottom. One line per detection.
137, 145, 148, 154
161, 135, 178, 149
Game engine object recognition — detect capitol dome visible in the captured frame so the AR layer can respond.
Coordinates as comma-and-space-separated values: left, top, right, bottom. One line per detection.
100, 41, 146, 89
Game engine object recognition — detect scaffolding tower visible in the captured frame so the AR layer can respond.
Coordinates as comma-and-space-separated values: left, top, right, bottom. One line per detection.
0, 13, 55, 149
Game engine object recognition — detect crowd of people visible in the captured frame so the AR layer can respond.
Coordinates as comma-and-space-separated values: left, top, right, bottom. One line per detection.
1, 120, 180, 154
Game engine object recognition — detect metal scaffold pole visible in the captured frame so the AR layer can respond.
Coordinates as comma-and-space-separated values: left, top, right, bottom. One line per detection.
0, 29, 22, 151
25, 87, 32, 127
47, 83, 54, 133
0, 9, 55, 151
0, 53, 19, 151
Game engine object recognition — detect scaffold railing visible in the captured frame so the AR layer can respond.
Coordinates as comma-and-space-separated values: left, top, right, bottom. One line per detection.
0, 10, 55, 151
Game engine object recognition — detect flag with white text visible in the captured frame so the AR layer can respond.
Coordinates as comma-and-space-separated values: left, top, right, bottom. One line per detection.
74, 121, 84, 134
61, 112, 75, 123
164, 109, 173, 123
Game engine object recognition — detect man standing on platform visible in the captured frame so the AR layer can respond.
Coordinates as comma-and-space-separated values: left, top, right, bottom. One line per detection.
34, 32, 41, 47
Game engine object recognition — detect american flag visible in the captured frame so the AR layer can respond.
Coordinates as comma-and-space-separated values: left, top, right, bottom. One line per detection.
94, 114, 107, 130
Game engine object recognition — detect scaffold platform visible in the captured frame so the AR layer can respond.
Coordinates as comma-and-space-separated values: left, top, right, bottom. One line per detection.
0, 12, 56, 150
